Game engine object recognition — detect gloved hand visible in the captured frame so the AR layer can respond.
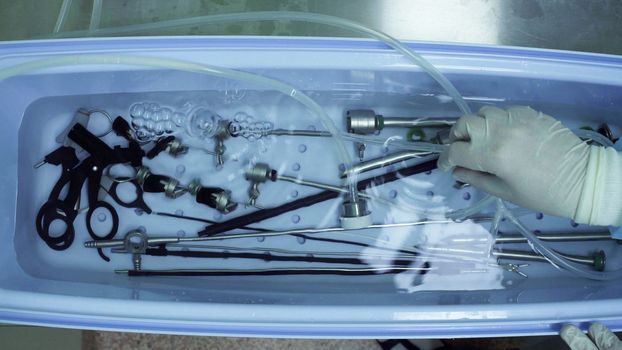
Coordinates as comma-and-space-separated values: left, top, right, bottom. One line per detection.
561, 324, 622, 350
438, 106, 622, 226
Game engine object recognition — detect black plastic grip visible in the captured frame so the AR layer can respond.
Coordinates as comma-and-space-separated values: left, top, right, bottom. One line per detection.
113, 145, 145, 167
43, 146, 79, 168
69, 123, 144, 165
68, 123, 112, 157
195, 187, 220, 208
146, 136, 175, 159
142, 174, 169, 193
145, 246, 414, 266
112, 117, 133, 140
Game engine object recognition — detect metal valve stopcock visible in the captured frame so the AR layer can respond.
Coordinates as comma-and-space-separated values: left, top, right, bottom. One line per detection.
244, 163, 277, 206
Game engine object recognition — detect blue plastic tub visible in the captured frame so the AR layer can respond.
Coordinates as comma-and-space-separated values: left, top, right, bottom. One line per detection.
1, 36, 622, 338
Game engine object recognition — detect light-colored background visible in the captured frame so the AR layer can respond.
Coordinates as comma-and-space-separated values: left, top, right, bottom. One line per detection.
1, 0, 619, 348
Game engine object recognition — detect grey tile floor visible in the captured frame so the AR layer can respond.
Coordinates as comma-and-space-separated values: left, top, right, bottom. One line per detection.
79, 330, 570, 350
0, 326, 81, 350
82, 331, 380, 350
0, 326, 574, 350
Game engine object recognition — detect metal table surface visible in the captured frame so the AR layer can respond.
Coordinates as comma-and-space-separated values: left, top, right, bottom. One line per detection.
1, 0, 621, 55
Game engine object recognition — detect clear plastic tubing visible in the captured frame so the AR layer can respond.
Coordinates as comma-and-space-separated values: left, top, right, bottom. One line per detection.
446, 195, 496, 221
89, 0, 103, 32
52, 11, 472, 116
53, 0, 73, 34
341, 133, 449, 153
0, 54, 357, 198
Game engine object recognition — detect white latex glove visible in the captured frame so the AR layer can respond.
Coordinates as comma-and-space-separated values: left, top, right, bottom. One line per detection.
561, 324, 622, 350
438, 106, 622, 226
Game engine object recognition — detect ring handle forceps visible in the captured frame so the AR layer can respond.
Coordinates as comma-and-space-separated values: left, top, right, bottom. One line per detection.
36, 123, 144, 258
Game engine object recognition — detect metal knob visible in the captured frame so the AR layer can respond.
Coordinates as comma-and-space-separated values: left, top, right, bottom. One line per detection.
167, 139, 189, 157
245, 163, 277, 206
110, 230, 148, 271
214, 120, 230, 166
346, 109, 380, 134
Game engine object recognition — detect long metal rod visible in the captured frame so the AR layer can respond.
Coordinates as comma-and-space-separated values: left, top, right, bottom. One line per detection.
382, 117, 457, 128
495, 232, 613, 244
86, 221, 613, 249
115, 266, 436, 276
115, 249, 602, 276
341, 152, 435, 178
277, 174, 376, 202
278, 174, 352, 195
492, 249, 603, 268
443, 232, 614, 245
189, 220, 456, 242
85, 220, 458, 248
169, 243, 601, 268
417, 246, 602, 269
165, 243, 455, 263
264, 128, 447, 155
97, 228, 605, 272
268, 129, 332, 137
166, 243, 403, 257
117, 238, 602, 273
